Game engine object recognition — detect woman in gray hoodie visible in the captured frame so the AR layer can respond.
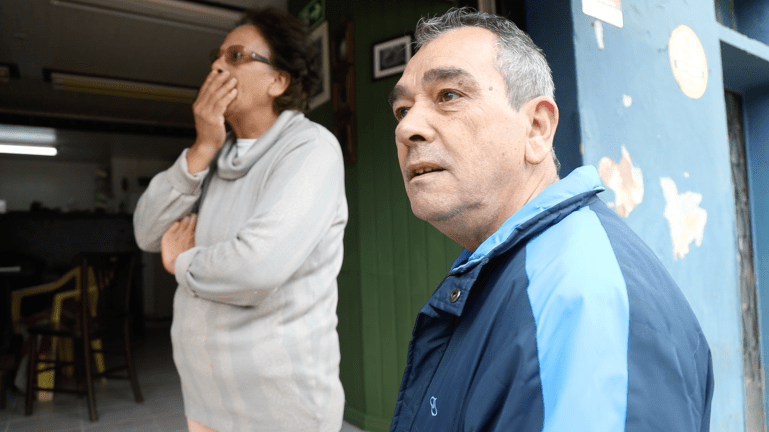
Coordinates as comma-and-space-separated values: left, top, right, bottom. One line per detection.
134, 9, 347, 432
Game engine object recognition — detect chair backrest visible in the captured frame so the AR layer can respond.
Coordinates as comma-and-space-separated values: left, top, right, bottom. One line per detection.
77, 252, 137, 335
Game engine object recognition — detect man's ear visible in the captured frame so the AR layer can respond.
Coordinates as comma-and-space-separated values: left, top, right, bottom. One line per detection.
267, 71, 290, 98
524, 96, 559, 165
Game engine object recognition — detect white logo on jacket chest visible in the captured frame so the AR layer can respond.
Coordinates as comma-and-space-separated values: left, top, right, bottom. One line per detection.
430, 396, 438, 416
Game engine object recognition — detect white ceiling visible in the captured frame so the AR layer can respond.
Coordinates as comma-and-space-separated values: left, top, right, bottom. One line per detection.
0, 0, 287, 162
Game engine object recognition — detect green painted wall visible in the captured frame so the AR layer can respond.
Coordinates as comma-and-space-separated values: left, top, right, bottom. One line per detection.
288, 1, 460, 430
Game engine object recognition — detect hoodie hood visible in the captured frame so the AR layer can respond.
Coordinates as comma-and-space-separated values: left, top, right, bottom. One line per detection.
216, 110, 306, 180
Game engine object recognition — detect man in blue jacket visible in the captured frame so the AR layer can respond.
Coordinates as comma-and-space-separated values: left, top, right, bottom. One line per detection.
387, 7, 714, 431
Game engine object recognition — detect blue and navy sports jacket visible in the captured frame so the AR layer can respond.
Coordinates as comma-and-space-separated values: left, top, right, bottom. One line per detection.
389, 166, 714, 432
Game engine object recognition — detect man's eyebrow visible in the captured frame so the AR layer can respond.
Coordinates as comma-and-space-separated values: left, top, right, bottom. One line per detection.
422, 66, 474, 86
388, 85, 408, 107
388, 67, 479, 107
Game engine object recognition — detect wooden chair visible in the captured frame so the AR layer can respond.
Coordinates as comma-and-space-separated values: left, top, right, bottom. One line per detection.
24, 252, 143, 421
11, 267, 94, 401
1, 256, 43, 409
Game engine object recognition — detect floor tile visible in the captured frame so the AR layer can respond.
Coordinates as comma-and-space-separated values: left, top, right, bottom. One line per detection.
153, 412, 187, 432
82, 416, 159, 432
6, 415, 83, 432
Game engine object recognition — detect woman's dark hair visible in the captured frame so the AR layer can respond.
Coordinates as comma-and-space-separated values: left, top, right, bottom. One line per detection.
240, 8, 320, 113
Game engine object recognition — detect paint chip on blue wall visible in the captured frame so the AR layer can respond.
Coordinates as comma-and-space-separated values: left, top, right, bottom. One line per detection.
582, 0, 623, 28
591, 20, 605, 50
598, 146, 644, 217
660, 177, 707, 259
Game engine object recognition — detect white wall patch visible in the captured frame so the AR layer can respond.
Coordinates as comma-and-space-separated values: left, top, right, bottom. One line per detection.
598, 146, 644, 217
592, 20, 605, 50
660, 177, 707, 259
669, 25, 708, 99
583, 0, 623, 28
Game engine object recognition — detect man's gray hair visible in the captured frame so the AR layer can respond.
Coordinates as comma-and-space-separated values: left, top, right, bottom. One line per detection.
414, 7, 554, 110
414, 7, 560, 174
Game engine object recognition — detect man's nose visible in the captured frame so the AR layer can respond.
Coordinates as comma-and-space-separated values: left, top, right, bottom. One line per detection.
395, 105, 435, 147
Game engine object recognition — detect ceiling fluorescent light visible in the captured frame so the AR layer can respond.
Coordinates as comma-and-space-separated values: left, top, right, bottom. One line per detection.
0, 144, 57, 157
0, 125, 57, 144
50, 71, 198, 104
51, 0, 244, 34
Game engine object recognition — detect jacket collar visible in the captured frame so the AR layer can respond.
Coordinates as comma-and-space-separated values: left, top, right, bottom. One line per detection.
424, 166, 605, 317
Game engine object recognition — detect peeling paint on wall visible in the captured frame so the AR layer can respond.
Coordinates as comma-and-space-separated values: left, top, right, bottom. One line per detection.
591, 20, 605, 50
583, 0, 624, 28
660, 177, 707, 260
597, 146, 644, 217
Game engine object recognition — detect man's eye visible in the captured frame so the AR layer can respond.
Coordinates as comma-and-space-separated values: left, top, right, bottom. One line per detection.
439, 90, 460, 102
395, 107, 409, 120
232, 51, 242, 61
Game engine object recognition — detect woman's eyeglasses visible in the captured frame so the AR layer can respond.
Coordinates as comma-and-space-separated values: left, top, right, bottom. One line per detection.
209, 45, 272, 67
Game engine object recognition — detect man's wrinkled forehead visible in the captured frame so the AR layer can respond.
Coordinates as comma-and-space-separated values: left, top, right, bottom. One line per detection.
388, 66, 474, 106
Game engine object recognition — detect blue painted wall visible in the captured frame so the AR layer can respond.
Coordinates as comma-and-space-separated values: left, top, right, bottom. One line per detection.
744, 87, 769, 430
569, 1, 744, 429
732, 2, 769, 427
735, 0, 769, 45
527, 0, 582, 178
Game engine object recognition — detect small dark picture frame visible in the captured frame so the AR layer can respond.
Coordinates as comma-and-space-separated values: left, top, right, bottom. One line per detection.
372, 34, 412, 80
308, 21, 330, 111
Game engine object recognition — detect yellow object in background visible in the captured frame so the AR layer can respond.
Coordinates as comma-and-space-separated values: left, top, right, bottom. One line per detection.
11, 266, 106, 401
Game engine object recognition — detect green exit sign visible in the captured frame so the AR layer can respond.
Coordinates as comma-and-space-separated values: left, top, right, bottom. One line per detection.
298, 0, 325, 29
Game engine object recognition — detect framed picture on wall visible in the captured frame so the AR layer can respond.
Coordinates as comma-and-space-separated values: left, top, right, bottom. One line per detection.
308, 21, 330, 111
372, 34, 412, 80
332, 21, 356, 164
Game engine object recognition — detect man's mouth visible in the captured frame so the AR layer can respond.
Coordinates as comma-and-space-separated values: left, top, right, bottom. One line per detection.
414, 167, 442, 176
408, 163, 445, 180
